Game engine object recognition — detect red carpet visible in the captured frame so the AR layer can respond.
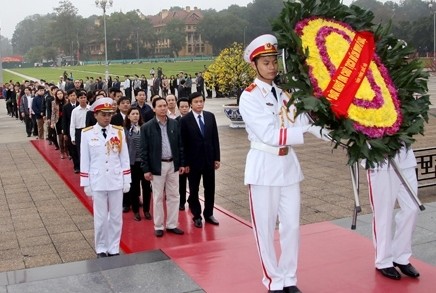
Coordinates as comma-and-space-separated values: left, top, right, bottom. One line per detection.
32, 140, 436, 292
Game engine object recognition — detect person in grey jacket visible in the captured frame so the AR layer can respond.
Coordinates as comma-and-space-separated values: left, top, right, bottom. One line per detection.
140, 97, 185, 237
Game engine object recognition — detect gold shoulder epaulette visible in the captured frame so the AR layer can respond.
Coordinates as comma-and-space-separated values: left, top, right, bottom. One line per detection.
112, 125, 123, 130
245, 83, 257, 92
82, 126, 93, 132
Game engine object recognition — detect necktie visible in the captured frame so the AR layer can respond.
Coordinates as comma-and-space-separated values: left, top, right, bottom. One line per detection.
271, 87, 278, 101
198, 114, 205, 136
102, 128, 107, 139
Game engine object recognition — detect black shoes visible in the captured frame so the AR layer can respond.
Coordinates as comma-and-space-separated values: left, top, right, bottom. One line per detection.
194, 218, 203, 228
393, 262, 420, 278
74, 169, 79, 174
96, 252, 107, 258
133, 213, 141, 221
376, 267, 401, 280
179, 206, 185, 211
166, 227, 184, 235
144, 212, 152, 220
284, 286, 302, 293
122, 207, 130, 213
98, 252, 119, 257
155, 230, 164, 237
205, 216, 219, 225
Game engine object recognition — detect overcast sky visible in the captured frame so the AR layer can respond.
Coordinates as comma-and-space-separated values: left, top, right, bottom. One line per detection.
1, 0, 398, 39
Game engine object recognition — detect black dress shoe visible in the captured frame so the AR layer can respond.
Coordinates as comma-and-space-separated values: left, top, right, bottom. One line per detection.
133, 212, 141, 221
97, 252, 107, 258
194, 218, 203, 228
179, 206, 185, 211
268, 290, 284, 293
166, 227, 184, 235
74, 169, 79, 174
122, 206, 130, 213
284, 286, 302, 293
393, 262, 420, 278
144, 212, 152, 220
108, 253, 120, 257
155, 230, 164, 237
205, 216, 219, 225
376, 267, 401, 280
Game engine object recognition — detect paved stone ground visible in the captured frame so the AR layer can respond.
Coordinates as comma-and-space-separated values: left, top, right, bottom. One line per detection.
0, 80, 435, 273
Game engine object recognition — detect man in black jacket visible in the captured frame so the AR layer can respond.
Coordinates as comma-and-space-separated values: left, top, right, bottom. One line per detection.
140, 97, 185, 237
32, 85, 46, 140
180, 92, 221, 228
62, 89, 79, 169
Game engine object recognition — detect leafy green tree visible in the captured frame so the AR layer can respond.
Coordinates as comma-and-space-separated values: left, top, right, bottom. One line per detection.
12, 15, 53, 55
197, 10, 248, 55
0, 36, 13, 56
51, 0, 80, 55
163, 19, 186, 57
203, 42, 255, 101
25, 46, 46, 63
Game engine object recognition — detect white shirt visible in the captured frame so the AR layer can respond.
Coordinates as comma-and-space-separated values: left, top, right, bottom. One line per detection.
70, 105, 91, 140
26, 95, 33, 113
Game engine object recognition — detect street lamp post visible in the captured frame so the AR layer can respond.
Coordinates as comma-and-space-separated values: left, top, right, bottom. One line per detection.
95, 0, 113, 82
429, 1, 436, 61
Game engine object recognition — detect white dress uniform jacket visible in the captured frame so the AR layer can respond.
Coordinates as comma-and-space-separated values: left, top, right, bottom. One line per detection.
80, 124, 131, 190
239, 78, 317, 186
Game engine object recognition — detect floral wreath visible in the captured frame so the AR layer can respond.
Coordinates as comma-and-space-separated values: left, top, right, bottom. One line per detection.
273, 0, 430, 167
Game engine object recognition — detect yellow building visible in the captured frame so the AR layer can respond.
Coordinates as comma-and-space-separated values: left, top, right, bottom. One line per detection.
147, 6, 213, 57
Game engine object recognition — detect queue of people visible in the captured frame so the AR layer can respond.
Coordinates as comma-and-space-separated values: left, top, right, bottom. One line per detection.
3, 77, 221, 259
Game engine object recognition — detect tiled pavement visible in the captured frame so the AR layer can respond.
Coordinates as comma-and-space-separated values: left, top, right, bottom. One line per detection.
0, 79, 435, 290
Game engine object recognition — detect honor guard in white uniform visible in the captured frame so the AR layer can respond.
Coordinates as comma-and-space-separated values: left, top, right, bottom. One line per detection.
364, 146, 420, 280
239, 34, 329, 293
80, 98, 131, 258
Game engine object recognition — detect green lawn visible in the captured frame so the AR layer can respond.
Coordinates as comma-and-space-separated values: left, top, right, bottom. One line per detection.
2, 60, 213, 84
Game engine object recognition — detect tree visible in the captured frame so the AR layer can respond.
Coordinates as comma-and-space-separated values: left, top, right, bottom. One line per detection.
163, 19, 186, 57
51, 0, 80, 55
197, 10, 248, 55
203, 42, 255, 101
12, 15, 53, 55
0, 36, 13, 57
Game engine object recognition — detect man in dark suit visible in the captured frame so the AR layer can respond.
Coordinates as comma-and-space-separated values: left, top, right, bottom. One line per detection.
111, 96, 130, 127
62, 89, 79, 169
180, 92, 220, 228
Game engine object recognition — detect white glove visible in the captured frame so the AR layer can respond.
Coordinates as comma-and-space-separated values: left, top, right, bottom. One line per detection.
305, 124, 331, 142
84, 186, 93, 197
123, 183, 130, 193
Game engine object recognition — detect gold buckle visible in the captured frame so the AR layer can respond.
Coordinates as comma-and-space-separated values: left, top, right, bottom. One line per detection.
278, 147, 288, 156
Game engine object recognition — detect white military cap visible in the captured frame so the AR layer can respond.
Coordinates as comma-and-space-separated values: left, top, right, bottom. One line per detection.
243, 34, 280, 63
91, 97, 116, 112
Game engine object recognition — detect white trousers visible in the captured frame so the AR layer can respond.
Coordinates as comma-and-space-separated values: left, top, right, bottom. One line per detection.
249, 184, 300, 291
367, 167, 419, 269
151, 162, 180, 230
93, 190, 123, 254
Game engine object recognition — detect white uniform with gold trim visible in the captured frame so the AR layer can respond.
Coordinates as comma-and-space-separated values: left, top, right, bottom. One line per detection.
80, 124, 131, 255
364, 147, 418, 269
239, 78, 324, 291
